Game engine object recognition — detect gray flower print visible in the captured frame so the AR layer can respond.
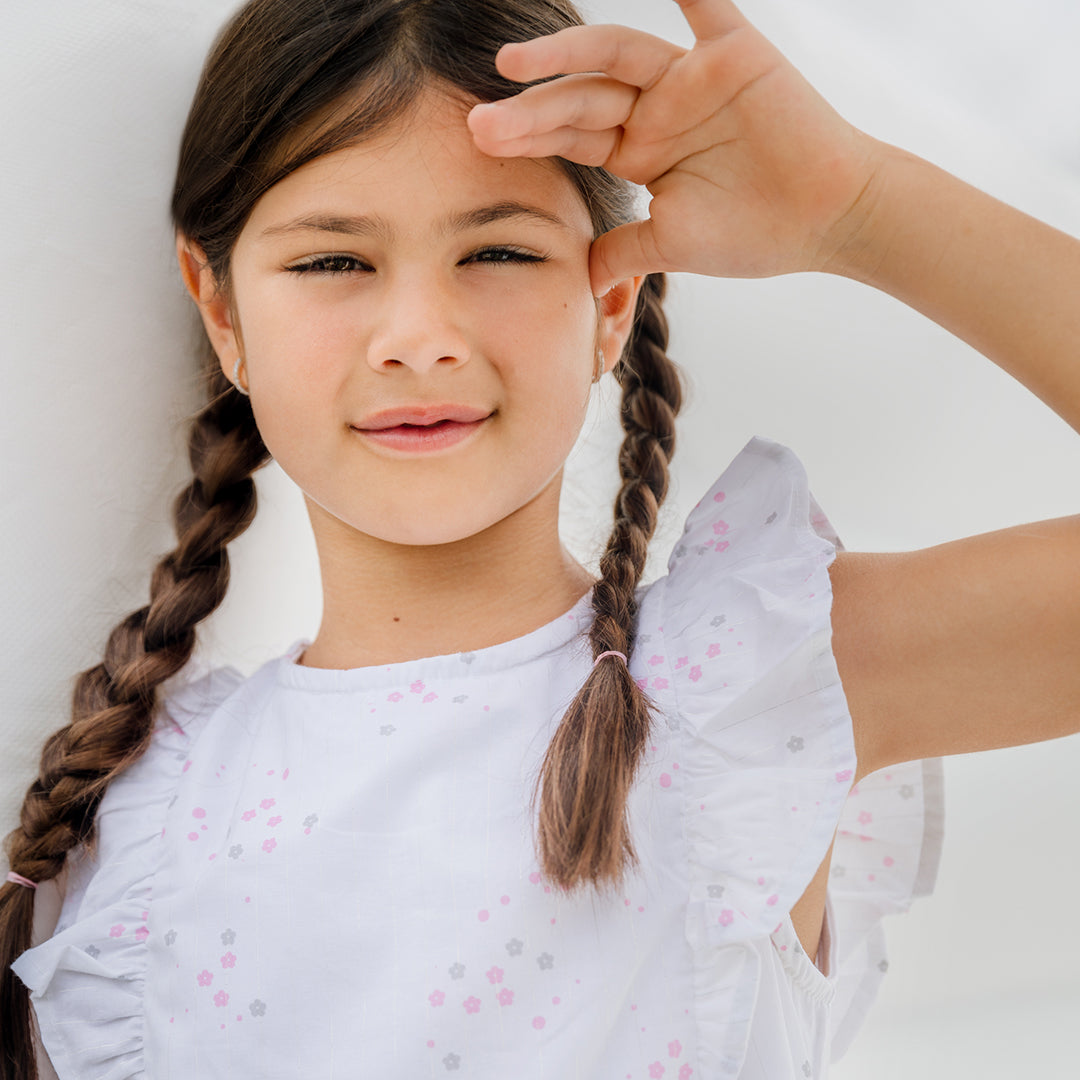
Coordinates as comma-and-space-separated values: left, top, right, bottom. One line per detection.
674, 546, 687, 559
707, 884, 725, 899
831, 865, 846, 878
802, 1061, 812, 1077
505, 938, 524, 957
537, 952, 554, 971
459, 653, 475, 665
228, 845, 243, 860
221, 928, 236, 946
249, 999, 267, 1017
694, 545, 709, 556
452, 695, 468, 704
303, 814, 318, 828
443, 1052, 461, 1071
787, 736, 805, 753
766, 512, 778, 525
637, 634, 651, 645
380, 725, 396, 736
899, 784, 915, 799
878, 959, 889, 973
174, 751, 188, 762
448, 962, 465, 980
710, 615, 726, 628
164, 930, 177, 947
85, 944, 101, 958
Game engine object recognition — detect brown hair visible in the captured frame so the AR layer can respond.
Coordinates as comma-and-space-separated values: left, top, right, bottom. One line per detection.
1, 1, 682, 1073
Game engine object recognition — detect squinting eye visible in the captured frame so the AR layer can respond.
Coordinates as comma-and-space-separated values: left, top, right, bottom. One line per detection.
464, 247, 548, 266
287, 254, 369, 275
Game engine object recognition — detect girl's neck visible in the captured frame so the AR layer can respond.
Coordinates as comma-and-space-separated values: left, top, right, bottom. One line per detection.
296, 488, 597, 671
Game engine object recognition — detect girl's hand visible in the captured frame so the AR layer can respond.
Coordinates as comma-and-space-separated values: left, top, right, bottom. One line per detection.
467, 0, 886, 296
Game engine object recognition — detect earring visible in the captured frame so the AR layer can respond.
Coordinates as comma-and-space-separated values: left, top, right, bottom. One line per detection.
593, 348, 606, 384
232, 356, 250, 397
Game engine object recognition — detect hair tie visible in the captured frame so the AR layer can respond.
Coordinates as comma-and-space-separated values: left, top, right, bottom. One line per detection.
6, 871, 37, 890
593, 650, 628, 668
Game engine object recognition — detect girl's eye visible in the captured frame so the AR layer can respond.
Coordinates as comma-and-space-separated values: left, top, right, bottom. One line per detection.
287, 254, 369, 275
463, 246, 548, 266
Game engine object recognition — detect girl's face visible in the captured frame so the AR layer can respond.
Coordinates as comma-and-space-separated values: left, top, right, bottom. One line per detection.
183, 88, 642, 549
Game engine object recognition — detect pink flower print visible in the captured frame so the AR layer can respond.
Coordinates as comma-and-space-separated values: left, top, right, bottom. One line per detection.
109, 924, 125, 938
715, 541, 730, 553
260, 798, 276, 810
422, 692, 437, 703
387, 691, 402, 703
221, 952, 236, 969
135, 926, 150, 943
659, 773, 672, 788
241, 809, 256, 822
213, 990, 229, 1007
182, 760, 192, 773
712, 520, 729, 535
267, 815, 282, 827
858, 810, 873, 826
485, 965, 504, 985
187, 832, 199, 841
688, 665, 702, 682
192, 807, 206, 819
262, 838, 277, 853
883, 856, 895, 867
674, 656, 688, 669
668, 1039, 683, 1058
713, 491, 725, 503
679, 1066, 694, 1080
649, 1063, 666, 1078
706, 643, 722, 658
197, 969, 214, 987
718, 909, 734, 927
497, 987, 514, 1006
428, 989, 445, 1007
532, 1016, 546, 1030
651, 677, 669, 691
835, 769, 853, 783
463, 996, 481, 1015
635, 677, 649, 691
409, 679, 425, 695
648, 654, 664, 667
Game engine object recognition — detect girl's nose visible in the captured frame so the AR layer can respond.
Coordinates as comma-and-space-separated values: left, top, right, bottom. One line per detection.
365, 273, 471, 375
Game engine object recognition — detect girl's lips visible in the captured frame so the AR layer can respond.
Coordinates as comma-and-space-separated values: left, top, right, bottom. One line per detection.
351, 417, 488, 453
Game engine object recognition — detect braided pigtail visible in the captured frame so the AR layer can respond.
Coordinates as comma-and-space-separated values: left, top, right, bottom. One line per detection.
531, 273, 684, 898
0, 364, 269, 1079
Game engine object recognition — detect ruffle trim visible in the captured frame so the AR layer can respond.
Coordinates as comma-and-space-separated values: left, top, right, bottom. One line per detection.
650, 436, 936, 1076
9, 665, 245, 1080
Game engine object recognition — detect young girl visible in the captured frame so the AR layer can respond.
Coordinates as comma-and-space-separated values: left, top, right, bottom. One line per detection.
3, 0, 1077, 1077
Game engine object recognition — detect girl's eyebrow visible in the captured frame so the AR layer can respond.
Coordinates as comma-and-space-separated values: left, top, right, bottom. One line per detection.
259, 201, 571, 241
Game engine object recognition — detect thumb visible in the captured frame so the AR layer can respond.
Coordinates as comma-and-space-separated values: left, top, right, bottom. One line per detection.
589, 218, 668, 297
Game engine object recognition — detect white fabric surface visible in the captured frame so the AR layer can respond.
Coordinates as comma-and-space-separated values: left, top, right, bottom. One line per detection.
11, 437, 943, 1079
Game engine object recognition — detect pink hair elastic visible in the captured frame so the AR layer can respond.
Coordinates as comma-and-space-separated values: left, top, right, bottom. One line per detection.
6, 871, 37, 890
593, 650, 628, 668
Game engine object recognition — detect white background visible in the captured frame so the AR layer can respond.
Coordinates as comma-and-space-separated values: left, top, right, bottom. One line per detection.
2, 2, 1078, 1074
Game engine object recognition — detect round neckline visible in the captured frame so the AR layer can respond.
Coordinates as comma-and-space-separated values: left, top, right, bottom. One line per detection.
275, 585, 597, 692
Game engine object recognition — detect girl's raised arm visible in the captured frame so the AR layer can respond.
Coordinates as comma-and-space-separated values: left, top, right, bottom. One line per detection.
468, 0, 1080, 778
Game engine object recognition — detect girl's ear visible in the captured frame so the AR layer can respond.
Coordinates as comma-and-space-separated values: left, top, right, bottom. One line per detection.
175, 234, 241, 374
596, 275, 647, 377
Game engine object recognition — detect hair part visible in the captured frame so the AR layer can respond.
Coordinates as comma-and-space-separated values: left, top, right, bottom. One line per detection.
1, 2, 683, 1073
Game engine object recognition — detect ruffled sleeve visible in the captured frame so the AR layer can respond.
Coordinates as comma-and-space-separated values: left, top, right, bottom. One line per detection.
651, 435, 942, 1073
9, 663, 245, 1080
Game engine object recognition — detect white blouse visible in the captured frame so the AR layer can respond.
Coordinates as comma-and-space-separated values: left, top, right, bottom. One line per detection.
12, 436, 944, 1079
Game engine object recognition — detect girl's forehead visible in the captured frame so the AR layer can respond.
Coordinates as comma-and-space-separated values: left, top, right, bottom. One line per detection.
245, 90, 592, 239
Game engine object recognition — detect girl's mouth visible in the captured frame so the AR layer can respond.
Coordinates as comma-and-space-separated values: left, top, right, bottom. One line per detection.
350, 417, 488, 453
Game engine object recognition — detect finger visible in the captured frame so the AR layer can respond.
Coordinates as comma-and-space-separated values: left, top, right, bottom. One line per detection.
496, 24, 684, 91
471, 124, 621, 170
590, 219, 671, 297
467, 74, 638, 144
673, 0, 749, 41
